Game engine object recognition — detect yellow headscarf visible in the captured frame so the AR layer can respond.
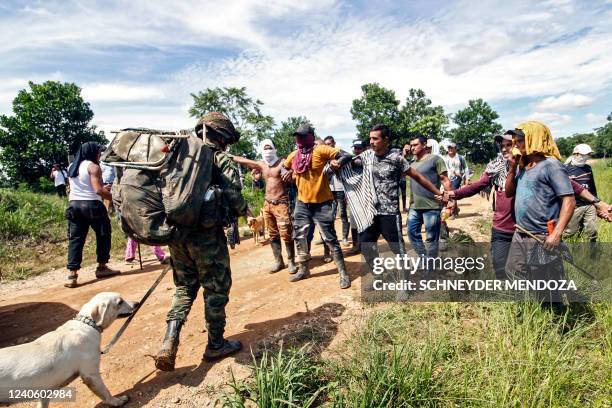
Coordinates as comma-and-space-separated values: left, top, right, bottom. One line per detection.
512, 121, 561, 166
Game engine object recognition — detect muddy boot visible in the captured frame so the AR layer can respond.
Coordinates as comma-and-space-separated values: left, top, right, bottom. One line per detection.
323, 244, 333, 263
290, 262, 310, 282
154, 320, 183, 371
285, 241, 297, 274
203, 333, 242, 361
333, 251, 351, 289
269, 239, 285, 274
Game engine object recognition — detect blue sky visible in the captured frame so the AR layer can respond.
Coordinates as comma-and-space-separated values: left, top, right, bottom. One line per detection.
1, 0, 611, 150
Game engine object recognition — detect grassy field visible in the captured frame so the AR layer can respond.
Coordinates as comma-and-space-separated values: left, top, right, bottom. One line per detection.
0, 189, 127, 280
223, 159, 612, 407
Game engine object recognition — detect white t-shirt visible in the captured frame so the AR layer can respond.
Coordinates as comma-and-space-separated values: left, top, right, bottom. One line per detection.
52, 169, 67, 186
69, 161, 102, 201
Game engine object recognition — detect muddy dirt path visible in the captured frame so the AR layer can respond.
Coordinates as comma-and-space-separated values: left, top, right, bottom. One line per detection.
1, 194, 491, 407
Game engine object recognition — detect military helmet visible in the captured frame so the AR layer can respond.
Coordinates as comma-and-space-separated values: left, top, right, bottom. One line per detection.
195, 112, 240, 144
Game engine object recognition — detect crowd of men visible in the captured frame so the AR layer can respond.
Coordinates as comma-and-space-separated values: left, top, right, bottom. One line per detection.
60, 114, 611, 371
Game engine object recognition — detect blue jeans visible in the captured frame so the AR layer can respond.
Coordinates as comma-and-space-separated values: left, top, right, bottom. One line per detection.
407, 209, 441, 259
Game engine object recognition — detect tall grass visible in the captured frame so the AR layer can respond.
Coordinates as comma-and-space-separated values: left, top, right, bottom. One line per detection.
222, 345, 327, 408
225, 303, 610, 407
0, 188, 127, 280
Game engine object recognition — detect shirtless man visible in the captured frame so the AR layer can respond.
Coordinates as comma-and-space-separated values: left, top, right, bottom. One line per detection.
231, 139, 296, 274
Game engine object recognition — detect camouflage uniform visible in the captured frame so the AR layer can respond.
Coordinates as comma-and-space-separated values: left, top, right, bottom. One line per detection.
165, 114, 246, 338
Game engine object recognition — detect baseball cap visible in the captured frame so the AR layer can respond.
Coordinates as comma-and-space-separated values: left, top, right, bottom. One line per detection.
506, 129, 525, 138
293, 123, 315, 137
572, 143, 593, 155
352, 139, 366, 149
446, 141, 457, 148
494, 131, 513, 142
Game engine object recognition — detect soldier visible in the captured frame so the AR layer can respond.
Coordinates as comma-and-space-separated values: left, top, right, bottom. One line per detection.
154, 112, 247, 371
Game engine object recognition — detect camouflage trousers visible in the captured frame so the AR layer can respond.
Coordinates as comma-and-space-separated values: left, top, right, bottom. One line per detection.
166, 226, 232, 339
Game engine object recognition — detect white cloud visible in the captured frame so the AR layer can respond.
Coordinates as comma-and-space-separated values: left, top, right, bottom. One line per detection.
585, 112, 605, 124
526, 112, 572, 136
1, 0, 612, 144
535, 93, 595, 110
82, 84, 166, 102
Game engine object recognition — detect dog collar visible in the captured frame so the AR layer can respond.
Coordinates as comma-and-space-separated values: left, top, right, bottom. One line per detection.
73, 314, 103, 333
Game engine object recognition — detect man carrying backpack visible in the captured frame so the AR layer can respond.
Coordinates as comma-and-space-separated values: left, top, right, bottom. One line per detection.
154, 112, 248, 371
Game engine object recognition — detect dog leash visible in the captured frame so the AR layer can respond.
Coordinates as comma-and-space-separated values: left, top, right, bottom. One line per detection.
101, 260, 173, 354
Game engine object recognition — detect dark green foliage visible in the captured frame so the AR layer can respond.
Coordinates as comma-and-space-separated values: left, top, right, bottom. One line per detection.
189, 87, 275, 159
350, 83, 401, 140
397, 88, 449, 145
351, 85, 449, 147
556, 113, 612, 158
272, 116, 311, 158
449, 99, 503, 164
0, 81, 106, 185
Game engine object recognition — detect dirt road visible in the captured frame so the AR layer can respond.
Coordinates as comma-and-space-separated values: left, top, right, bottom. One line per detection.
0, 194, 491, 407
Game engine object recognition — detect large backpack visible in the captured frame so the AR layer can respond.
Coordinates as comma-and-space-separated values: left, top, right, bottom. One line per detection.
102, 128, 219, 245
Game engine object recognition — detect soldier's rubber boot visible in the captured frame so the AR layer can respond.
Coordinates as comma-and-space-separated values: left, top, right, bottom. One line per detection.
285, 241, 297, 274
269, 239, 285, 274
333, 251, 351, 289
154, 320, 183, 371
290, 262, 310, 282
203, 333, 242, 361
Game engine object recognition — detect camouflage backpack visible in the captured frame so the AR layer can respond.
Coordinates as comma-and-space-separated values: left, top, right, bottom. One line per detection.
102, 128, 221, 245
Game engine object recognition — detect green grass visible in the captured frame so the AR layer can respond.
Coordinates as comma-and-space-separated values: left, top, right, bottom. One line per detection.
0, 188, 127, 280
224, 303, 610, 407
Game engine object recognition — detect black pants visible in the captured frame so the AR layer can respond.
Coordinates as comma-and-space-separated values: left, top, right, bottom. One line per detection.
293, 200, 342, 263
491, 228, 513, 280
66, 200, 112, 270
56, 184, 67, 197
359, 214, 405, 272
331, 191, 350, 240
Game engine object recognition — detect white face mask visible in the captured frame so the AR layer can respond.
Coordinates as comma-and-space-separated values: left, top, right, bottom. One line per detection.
571, 154, 588, 167
262, 149, 278, 165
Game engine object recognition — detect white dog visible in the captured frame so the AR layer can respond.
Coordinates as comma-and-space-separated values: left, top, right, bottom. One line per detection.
0, 292, 137, 408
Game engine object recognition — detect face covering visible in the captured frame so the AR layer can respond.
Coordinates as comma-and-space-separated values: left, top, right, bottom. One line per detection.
570, 154, 588, 167
260, 139, 279, 166
262, 149, 278, 165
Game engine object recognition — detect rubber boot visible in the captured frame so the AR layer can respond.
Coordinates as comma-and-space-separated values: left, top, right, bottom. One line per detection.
154, 320, 183, 371
285, 241, 297, 274
203, 333, 242, 361
345, 228, 360, 256
323, 244, 333, 263
333, 251, 351, 289
290, 262, 310, 282
269, 239, 285, 274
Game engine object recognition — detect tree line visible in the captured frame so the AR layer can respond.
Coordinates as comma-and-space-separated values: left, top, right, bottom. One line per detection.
1, 80, 609, 188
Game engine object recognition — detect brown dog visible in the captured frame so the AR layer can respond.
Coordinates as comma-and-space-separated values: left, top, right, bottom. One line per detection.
248, 214, 266, 245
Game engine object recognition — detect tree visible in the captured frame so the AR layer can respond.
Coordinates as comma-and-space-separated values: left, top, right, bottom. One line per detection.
350, 83, 400, 140
449, 99, 503, 164
593, 112, 612, 158
272, 116, 311, 159
0, 81, 105, 185
189, 87, 274, 159
398, 88, 449, 145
